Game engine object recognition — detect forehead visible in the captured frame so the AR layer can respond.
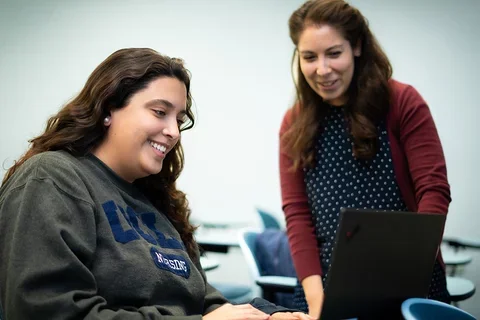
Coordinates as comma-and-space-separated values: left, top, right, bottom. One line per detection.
134, 77, 187, 109
298, 24, 349, 51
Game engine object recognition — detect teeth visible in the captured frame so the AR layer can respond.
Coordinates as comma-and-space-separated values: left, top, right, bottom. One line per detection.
149, 141, 166, 153
321, 80, 336, 86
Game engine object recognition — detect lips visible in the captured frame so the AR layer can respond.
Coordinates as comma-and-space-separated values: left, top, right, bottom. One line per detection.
149, 140, 168, 154
318, 79, 338, 87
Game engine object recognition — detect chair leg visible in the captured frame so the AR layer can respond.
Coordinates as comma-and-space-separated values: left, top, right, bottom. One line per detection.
449, 265, 457, 277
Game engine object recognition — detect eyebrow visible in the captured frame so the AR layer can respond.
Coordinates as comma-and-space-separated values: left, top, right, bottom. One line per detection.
326, 44, 344, 51
299, 44, 344, 54
145, 99, 187, 116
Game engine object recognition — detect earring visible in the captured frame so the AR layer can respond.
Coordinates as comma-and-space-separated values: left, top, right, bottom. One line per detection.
103, 116, 111, 125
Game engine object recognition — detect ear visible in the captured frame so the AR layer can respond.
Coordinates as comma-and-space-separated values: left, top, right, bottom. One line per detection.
353, 41, 361, 57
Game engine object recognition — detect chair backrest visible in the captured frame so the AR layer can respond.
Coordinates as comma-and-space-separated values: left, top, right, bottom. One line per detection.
401, 298, 476, 320
255, 229, 296, 278
238, 228, 296, 308
238, 228, 262, 280
238, 228, 297, 278
256, 208, 282, 230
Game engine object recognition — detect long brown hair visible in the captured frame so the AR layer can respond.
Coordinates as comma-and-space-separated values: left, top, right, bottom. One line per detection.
284, 0, 392, 169
2, 48, 199, 258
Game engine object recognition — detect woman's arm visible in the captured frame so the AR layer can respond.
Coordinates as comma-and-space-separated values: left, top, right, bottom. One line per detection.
279, 109, 323, 281
201, 278, 301, 317
279, 109, 324, 316
396, 85, 451, 214
301, 275, 324, 318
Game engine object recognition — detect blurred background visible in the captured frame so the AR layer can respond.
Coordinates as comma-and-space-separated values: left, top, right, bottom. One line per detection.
1, 0, 478, 317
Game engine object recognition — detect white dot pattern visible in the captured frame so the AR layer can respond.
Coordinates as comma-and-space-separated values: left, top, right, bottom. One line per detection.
304, 107, 407, 278
292, 106, 449, 311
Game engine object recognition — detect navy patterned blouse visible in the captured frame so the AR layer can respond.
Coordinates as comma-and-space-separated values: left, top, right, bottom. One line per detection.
292, 106, 449, 311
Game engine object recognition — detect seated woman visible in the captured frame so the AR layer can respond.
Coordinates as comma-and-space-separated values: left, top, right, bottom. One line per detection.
0, 48, 312, 320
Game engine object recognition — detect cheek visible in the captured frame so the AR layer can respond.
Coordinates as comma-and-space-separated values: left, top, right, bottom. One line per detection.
174, 136, 181, 147
134, 116, 158, 135
121, 124, 151, 150
333, 57, 355, 74
300, 62, 315, 79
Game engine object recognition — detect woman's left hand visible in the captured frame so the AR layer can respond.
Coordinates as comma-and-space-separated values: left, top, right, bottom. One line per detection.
269, 312, 316, 320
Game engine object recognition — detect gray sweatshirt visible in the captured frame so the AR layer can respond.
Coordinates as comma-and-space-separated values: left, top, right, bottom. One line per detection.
0, 151, 288, 320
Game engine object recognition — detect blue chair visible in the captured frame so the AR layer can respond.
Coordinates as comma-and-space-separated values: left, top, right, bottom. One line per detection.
238, 229, 296, 305
256, 208, 282, 230
210, 282, 253, 304
401, 298, 476, 320
206, 255, 253, 304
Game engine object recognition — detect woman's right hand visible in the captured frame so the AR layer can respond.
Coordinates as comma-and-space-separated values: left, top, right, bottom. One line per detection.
203, 303, 270, 320
301, 275, 325, 319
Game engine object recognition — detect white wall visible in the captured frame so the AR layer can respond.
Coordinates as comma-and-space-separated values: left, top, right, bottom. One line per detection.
1, 0, 479, 238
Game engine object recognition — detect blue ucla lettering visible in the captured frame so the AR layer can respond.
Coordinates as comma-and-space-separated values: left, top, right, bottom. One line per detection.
141, 212, 183, 249
125, 207, 157, 245
102, 200, 183, 249
102, 201, 139, 244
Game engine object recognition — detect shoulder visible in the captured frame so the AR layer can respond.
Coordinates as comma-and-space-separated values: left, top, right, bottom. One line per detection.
389, 79, 426, 110
388, 79, 429, 121
25, 151, 83, 181
1, 151, 91, 201
279, 104, 300, 136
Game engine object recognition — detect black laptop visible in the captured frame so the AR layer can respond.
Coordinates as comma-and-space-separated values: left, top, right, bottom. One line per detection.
320, 208, 446, 320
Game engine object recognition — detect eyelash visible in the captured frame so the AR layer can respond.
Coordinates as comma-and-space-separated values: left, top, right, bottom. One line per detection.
328, 51, 341, 57
303, 51, 342, 61
154, 110, 166, 117
154, 109, 186, 126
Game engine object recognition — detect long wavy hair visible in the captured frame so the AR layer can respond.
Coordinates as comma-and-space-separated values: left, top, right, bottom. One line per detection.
284, 0, 393, 169
2, 48, 199, 258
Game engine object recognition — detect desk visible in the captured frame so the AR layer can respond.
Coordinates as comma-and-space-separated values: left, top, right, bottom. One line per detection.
195, 228, 240, 253
447, 276, 476, 302
200, 256, 220, 272
255, 276, 296, 292
442, 251, 473, 266
443, 236, 480, 250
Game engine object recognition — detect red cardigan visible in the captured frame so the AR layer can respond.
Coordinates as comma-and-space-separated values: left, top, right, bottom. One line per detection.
279, 79, 451, 281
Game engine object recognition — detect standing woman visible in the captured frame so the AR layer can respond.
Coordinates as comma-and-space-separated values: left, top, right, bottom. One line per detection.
0, 48, 311, 320
279, 0, 451, 317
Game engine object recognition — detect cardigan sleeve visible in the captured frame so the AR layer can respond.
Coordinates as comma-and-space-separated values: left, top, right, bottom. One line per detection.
395, 84, 451, 214
279, 108, 323, 281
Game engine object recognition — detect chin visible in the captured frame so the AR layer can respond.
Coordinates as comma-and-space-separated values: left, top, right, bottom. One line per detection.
323, 92, 345, 106
321, 94, 339, 103
149, 167, 163, 176
139, 156, 164, 174
141, 165, 163, 178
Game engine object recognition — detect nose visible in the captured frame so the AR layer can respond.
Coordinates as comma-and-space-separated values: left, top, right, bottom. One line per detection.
162, 118, 180, 140
316, 57, 332, 77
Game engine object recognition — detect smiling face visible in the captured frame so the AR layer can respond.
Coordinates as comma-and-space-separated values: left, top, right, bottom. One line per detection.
298, 24, 361, 106
94, 76, 187, 182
